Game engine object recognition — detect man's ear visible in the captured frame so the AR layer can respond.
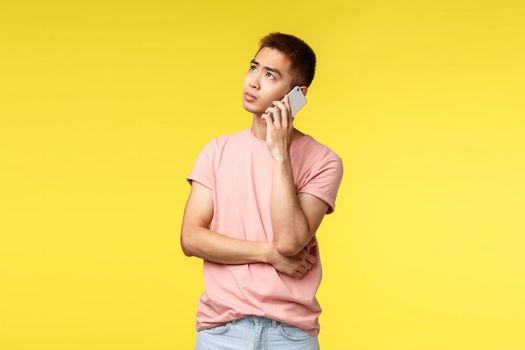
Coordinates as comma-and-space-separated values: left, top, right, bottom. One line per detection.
300, 86, 308, 96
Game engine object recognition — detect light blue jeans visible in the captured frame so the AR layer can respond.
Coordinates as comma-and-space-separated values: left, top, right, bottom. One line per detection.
194, 315, 320, 350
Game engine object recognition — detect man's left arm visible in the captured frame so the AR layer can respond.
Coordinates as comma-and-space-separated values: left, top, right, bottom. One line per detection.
261, 95, 334, 257
271, 157, 329, 256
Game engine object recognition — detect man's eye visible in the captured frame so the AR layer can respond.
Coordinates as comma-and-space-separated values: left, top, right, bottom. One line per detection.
266, 72, 274, 79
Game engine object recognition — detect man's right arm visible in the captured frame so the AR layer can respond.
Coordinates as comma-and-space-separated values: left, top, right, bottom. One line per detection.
180, 180, 274, 265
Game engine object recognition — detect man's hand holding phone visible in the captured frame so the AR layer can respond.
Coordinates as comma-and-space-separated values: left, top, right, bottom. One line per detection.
261, 94, 295, 162
261, 86, 307, 161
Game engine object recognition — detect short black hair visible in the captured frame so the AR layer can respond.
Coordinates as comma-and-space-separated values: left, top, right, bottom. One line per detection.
256, 32, 317, 88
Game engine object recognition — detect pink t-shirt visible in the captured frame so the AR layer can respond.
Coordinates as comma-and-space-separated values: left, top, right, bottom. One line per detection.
186, 127, 344, 337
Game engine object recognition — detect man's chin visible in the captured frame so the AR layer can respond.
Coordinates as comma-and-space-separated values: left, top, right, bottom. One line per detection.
242, 103, 263, 116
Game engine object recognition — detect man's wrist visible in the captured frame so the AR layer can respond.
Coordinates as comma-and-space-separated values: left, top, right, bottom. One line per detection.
272, 155, 291, 164
261, 242, 276, 265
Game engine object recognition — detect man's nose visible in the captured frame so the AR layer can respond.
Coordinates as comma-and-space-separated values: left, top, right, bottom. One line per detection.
249, 72, 261, 89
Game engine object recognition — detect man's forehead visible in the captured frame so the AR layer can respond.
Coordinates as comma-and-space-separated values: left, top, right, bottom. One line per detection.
253, 47, 292, 72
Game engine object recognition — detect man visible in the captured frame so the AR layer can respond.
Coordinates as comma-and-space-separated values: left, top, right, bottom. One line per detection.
181, 32, 344, 349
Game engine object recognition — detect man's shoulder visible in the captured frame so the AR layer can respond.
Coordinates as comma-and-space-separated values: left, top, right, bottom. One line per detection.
302, 134, 342, 163
211, 128, 247, 144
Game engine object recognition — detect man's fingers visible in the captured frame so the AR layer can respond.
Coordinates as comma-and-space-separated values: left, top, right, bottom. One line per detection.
270, 105, 281, 127
273, 101, 290, 128
306, 254, 317, 264
272, 101, 288, 127
261, 114, 275, 128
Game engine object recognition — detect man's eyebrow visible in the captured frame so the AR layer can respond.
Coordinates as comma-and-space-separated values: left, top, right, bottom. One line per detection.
250, 59, 282, 77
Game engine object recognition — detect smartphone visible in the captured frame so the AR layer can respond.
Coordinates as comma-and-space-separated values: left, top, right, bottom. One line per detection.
281, 85, 307, 119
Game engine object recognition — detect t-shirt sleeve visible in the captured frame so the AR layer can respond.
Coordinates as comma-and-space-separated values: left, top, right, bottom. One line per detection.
297, 156, 344, 215
186, 138, 217, 191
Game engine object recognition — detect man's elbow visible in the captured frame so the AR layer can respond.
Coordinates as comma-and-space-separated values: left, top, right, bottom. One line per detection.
180, 228, 195, 257
275, 222, 311, 256
275, 239, 305, 257
180, 238, 192, 257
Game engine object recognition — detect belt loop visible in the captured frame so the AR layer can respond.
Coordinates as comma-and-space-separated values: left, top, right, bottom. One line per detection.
272, 320, 277, 327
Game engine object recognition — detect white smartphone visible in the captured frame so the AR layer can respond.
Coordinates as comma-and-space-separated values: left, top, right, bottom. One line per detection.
281, 85, 307, 119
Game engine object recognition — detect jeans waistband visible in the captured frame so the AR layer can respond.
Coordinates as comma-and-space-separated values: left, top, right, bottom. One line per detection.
232, 315, 281, 327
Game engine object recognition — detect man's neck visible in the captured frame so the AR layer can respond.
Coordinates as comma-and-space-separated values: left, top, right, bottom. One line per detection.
250, 114, 305, 141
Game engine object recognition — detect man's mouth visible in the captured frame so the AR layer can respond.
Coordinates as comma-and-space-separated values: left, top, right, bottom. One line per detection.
244, 92, 257, 101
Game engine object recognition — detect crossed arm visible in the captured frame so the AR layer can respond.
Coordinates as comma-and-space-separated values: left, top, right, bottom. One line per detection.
180, 180, 273, 264
180, 158, 330, 263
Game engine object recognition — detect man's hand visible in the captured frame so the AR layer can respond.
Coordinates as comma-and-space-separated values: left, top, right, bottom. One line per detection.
265, 242, 317, 279
261, 94, 294, 162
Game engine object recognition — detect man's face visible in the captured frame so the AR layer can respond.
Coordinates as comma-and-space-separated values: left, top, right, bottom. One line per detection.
242, 47, 294, 115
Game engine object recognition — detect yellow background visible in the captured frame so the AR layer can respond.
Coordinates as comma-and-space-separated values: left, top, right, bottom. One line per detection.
1, 0, 524, 349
